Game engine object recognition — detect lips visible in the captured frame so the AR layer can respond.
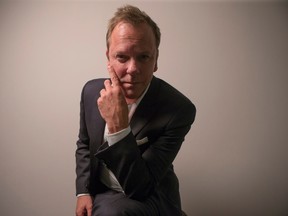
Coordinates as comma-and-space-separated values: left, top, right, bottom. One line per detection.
122, 82, 138, 87
121, 80, 140, 85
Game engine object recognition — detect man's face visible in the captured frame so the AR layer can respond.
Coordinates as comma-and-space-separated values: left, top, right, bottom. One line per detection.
106, 22, 158, 104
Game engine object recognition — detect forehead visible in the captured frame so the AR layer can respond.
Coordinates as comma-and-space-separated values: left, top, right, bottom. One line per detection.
110, 22, 156, 49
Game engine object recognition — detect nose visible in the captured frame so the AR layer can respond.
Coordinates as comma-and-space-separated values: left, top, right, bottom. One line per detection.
126, 59, 139, 75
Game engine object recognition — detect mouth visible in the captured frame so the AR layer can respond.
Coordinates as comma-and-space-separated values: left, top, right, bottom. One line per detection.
121, 81, 139, 85
121, 82, 143, 92
122, 82, 137, 87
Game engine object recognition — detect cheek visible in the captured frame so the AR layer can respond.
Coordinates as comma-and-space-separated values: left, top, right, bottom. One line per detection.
144, 64, 156, 77
113, 64, 126, 78
109, 59, 125, 76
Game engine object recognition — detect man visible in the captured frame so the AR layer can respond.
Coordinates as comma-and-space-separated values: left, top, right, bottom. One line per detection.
75, 5, 196, 216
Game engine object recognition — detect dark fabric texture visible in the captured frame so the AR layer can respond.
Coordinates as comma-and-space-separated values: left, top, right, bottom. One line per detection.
76, 76, 196, 215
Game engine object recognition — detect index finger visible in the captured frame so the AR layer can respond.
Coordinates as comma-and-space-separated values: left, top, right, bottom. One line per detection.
108, 65, 120, 86
87, 208, 92, 216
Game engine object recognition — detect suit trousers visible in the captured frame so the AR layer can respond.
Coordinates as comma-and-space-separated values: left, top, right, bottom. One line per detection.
92, 190, 160, 216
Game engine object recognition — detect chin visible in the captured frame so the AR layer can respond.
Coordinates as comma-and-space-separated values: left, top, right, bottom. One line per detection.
124, 91, 140, 101
123, 85, 145, 100
125, 93, 138, 100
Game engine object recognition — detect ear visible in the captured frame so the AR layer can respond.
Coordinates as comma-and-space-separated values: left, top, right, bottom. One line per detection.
153, 49, 159, 72
106, 50, 109, 60
153, 62, 158, 72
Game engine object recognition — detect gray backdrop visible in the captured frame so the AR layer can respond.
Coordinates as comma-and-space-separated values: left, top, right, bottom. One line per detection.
1, 1, 287, 216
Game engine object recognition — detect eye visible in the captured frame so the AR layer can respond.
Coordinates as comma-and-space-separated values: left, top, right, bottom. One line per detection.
116, 54, 128, 63
139, 54, 150, 62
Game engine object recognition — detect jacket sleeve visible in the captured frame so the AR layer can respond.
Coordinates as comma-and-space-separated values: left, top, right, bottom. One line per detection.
95, 100, 196, 201
75, 85, 91, 195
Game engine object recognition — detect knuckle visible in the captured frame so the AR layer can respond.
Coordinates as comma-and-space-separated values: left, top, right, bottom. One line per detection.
104, 79, 111, 85
112, 76, 119, 83
97, 98, 103, 105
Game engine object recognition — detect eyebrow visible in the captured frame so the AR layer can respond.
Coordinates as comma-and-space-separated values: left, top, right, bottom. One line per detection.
115, 50, 153, 55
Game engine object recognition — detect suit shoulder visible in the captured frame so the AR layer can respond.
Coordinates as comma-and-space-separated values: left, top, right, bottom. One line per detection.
157, 78, 195, 107
83, 78, 105, 89
154, 77, 196, 121
81, 78, 106, 94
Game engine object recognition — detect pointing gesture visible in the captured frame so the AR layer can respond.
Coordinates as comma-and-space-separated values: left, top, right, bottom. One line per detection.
108, 65, 121, 87
97, 65, 129, 134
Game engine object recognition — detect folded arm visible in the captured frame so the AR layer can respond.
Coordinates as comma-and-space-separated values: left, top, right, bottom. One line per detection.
95, 102, 196, 201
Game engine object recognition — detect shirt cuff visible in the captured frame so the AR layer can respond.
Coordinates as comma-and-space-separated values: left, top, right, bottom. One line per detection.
106, 126, 131, 146
77, 193, 91, 197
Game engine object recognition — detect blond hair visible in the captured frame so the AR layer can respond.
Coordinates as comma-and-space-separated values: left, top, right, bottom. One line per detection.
106, 5, 161, 49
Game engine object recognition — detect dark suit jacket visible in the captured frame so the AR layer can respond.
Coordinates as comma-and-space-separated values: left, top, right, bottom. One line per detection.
76, 76, 196, 215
